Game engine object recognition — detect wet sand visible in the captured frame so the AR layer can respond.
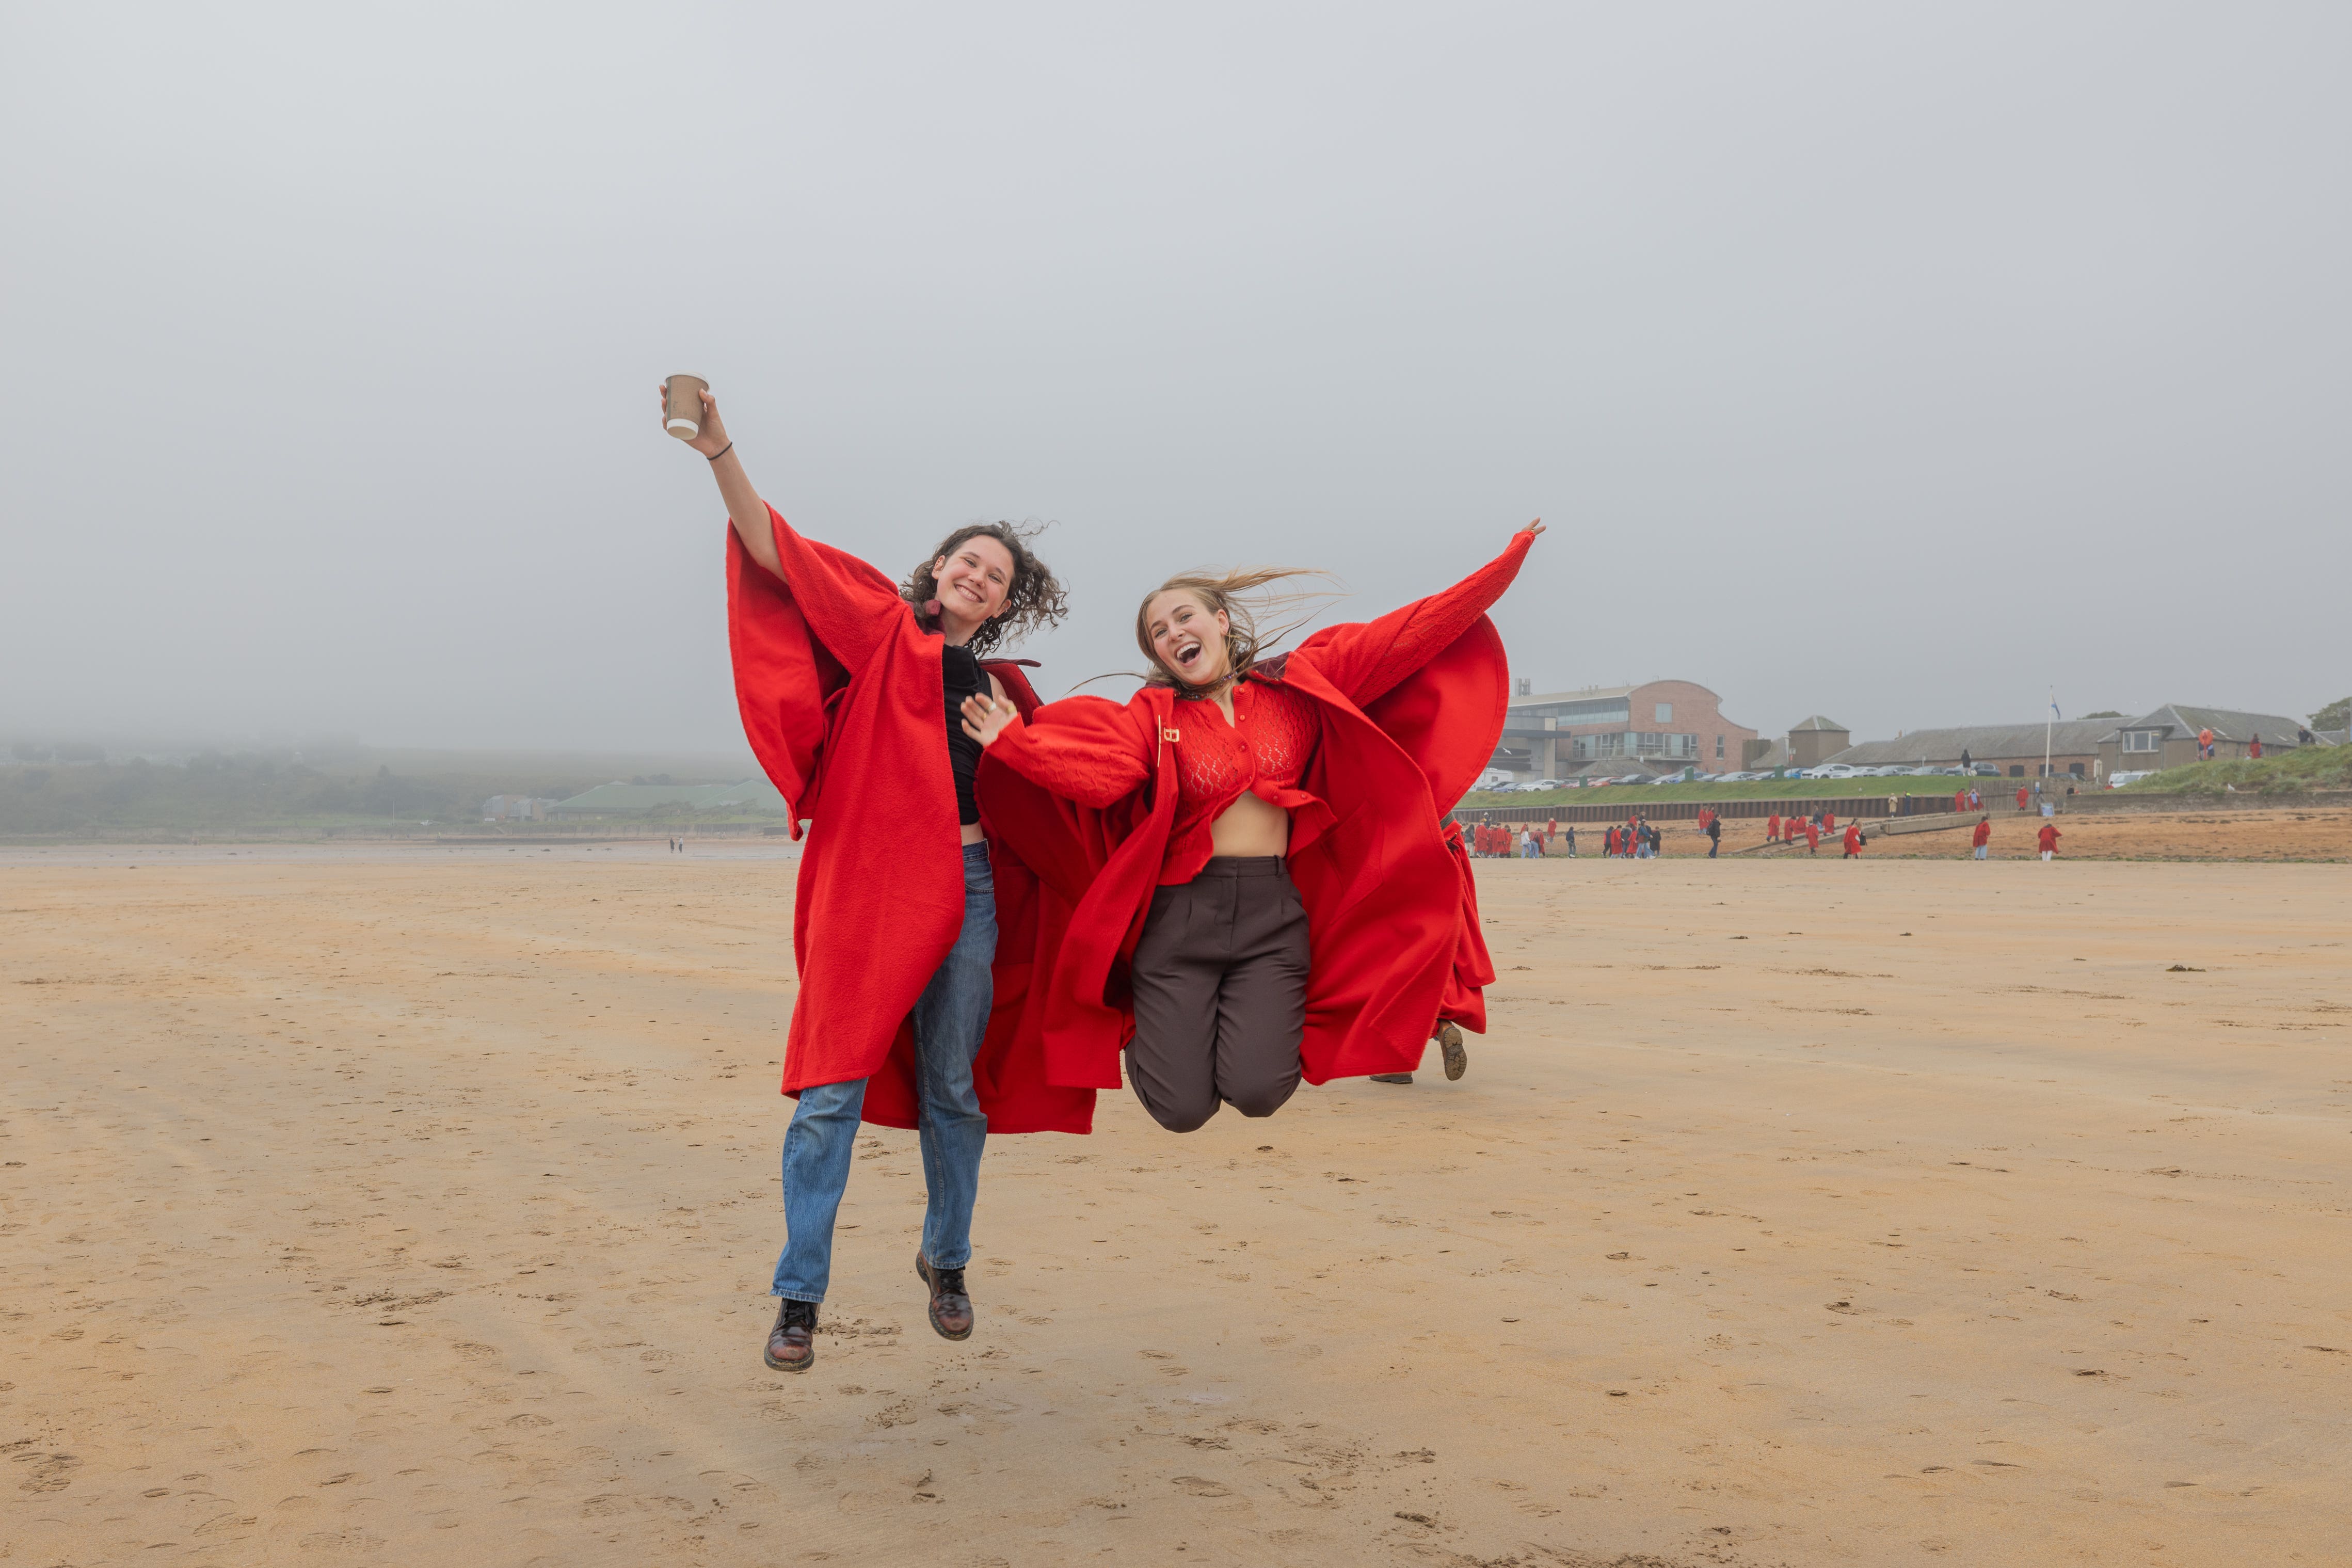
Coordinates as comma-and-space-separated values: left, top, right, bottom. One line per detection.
4, 850, 2348, 1565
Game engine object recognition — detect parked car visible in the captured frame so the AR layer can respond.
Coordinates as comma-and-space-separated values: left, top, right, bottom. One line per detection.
1809, 763, 1862, 779
2105, 770, 2153, 789
1969, 764, 2002, 776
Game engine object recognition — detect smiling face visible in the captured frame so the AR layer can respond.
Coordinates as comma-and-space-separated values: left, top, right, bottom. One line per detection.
1144, 588, 1232, 688
931, 535, 1016, 633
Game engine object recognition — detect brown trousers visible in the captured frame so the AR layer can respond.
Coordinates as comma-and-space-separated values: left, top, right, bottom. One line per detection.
1126, 856, 1310, 1133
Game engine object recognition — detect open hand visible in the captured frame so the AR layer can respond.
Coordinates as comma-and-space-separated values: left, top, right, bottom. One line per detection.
655, 382, 732, 459
961, 692, 1017, 748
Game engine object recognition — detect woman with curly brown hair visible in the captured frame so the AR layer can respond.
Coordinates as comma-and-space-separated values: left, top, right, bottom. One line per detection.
667, 383, 1080, 1375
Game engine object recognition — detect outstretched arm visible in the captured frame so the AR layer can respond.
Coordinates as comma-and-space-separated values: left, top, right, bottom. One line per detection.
1297, 523, 1543, 709
662, 383, 781, 579
963, 695, 1153, 808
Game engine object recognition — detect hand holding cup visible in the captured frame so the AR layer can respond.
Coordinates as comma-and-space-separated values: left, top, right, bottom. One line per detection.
657, 376, 732, 459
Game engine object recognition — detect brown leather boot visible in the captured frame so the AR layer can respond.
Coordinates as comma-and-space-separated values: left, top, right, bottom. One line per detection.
764, 1298, 817, 1373
1437, 1020, 1468, 1081
916, 1253, 974, 1341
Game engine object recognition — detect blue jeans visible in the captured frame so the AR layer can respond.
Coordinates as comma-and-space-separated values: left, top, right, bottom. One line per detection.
770, 841, 996, 1304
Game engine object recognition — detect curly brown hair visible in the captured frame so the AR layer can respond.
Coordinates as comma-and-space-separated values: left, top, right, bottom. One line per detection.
900, 521, 1068, 658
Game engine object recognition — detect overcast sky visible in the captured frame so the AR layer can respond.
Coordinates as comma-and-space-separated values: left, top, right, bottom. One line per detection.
4, 3, 2347, 754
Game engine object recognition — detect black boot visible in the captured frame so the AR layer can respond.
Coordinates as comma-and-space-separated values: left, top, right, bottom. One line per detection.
764, 1298, 817, 1373
917, 1253, 974, 1340
1369, 1072, 1414, 1084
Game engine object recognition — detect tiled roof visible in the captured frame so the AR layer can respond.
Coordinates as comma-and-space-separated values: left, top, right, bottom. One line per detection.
1510, 684, 1637, 707
1828, 721, 2118, 766
1789, 715, 1847, 732
2122, 706, 2313, 746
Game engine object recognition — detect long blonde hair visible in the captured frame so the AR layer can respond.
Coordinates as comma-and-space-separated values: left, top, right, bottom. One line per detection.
1134, 568, 1340, 697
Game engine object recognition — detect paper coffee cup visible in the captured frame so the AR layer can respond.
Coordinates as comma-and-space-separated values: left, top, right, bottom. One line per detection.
663, 374, 708, 440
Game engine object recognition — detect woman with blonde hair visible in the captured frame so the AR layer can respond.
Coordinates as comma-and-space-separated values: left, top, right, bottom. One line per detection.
962, 525, 1541, 1131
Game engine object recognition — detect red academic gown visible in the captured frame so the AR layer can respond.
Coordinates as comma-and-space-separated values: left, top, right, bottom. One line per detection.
2017, 786, 2030, 811
1805, 820, 1820, 852
2038, 824, 2061, 855
1843, 823, 1862, 857
1767, 813, 1781, 842
1972, 820, 1992, 849
978, 533, 1531, 1090
727, 504, 1094, 1135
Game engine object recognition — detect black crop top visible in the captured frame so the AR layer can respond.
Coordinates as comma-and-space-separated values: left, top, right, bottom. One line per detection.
943, 645, 985, 826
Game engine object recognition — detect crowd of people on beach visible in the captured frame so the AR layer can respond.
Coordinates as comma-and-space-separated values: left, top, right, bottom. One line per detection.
1463, 796, 2073, 863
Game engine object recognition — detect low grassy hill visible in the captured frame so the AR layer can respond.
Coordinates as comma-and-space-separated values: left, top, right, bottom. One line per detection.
2118, 746, 2352, 796
0, 749, 779, 841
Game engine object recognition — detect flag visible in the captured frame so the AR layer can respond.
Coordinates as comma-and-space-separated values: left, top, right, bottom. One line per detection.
2050, 698, 2061, 721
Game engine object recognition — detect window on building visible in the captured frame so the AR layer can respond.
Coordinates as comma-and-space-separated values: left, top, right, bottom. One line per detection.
1633, 732, 1665, 755
2008, 765, 2025, 777
2121, 730, 2161, 753
2068, 762, 2085, 777
1715, 734, 1725, 759
1654, 702, 1673, 723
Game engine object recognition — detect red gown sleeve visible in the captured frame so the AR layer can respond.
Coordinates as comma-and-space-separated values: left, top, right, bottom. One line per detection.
1291, 529, 1537, 710
986, 698, 1156, 809
754, 503, 908, 674
727, 503, 913, 833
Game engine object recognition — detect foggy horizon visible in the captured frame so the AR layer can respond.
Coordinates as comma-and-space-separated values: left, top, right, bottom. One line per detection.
6, 5, 2348, 757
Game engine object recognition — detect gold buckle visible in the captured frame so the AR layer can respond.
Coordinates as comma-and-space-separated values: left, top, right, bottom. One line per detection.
1163, 727, 1181, 743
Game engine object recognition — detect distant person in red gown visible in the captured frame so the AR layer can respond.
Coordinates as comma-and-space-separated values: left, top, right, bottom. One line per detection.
2038, 822, 2061, 861
1972, 816, 1992, 859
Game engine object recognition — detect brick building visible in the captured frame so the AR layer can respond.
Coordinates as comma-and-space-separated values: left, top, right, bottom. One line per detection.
1491, 680, 1759, 780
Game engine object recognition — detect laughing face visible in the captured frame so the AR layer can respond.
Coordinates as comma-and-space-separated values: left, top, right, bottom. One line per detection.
1144, 589, 1231, 688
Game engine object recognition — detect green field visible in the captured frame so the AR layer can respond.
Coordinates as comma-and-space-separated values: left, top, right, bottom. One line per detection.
1461, 774, 2005, 810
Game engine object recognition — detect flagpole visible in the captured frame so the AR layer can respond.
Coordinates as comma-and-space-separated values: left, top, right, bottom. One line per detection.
2044, 687, 2054, 781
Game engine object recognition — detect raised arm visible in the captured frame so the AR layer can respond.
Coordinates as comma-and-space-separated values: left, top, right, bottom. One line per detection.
662, 383, 781, 578
1295, 523, 1543, 709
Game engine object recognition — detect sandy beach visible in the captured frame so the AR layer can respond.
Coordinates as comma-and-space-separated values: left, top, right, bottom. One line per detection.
5, 846, 2348, 1566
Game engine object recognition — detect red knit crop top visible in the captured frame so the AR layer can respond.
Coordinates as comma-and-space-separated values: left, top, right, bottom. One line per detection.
1159, 677, 1323, 883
